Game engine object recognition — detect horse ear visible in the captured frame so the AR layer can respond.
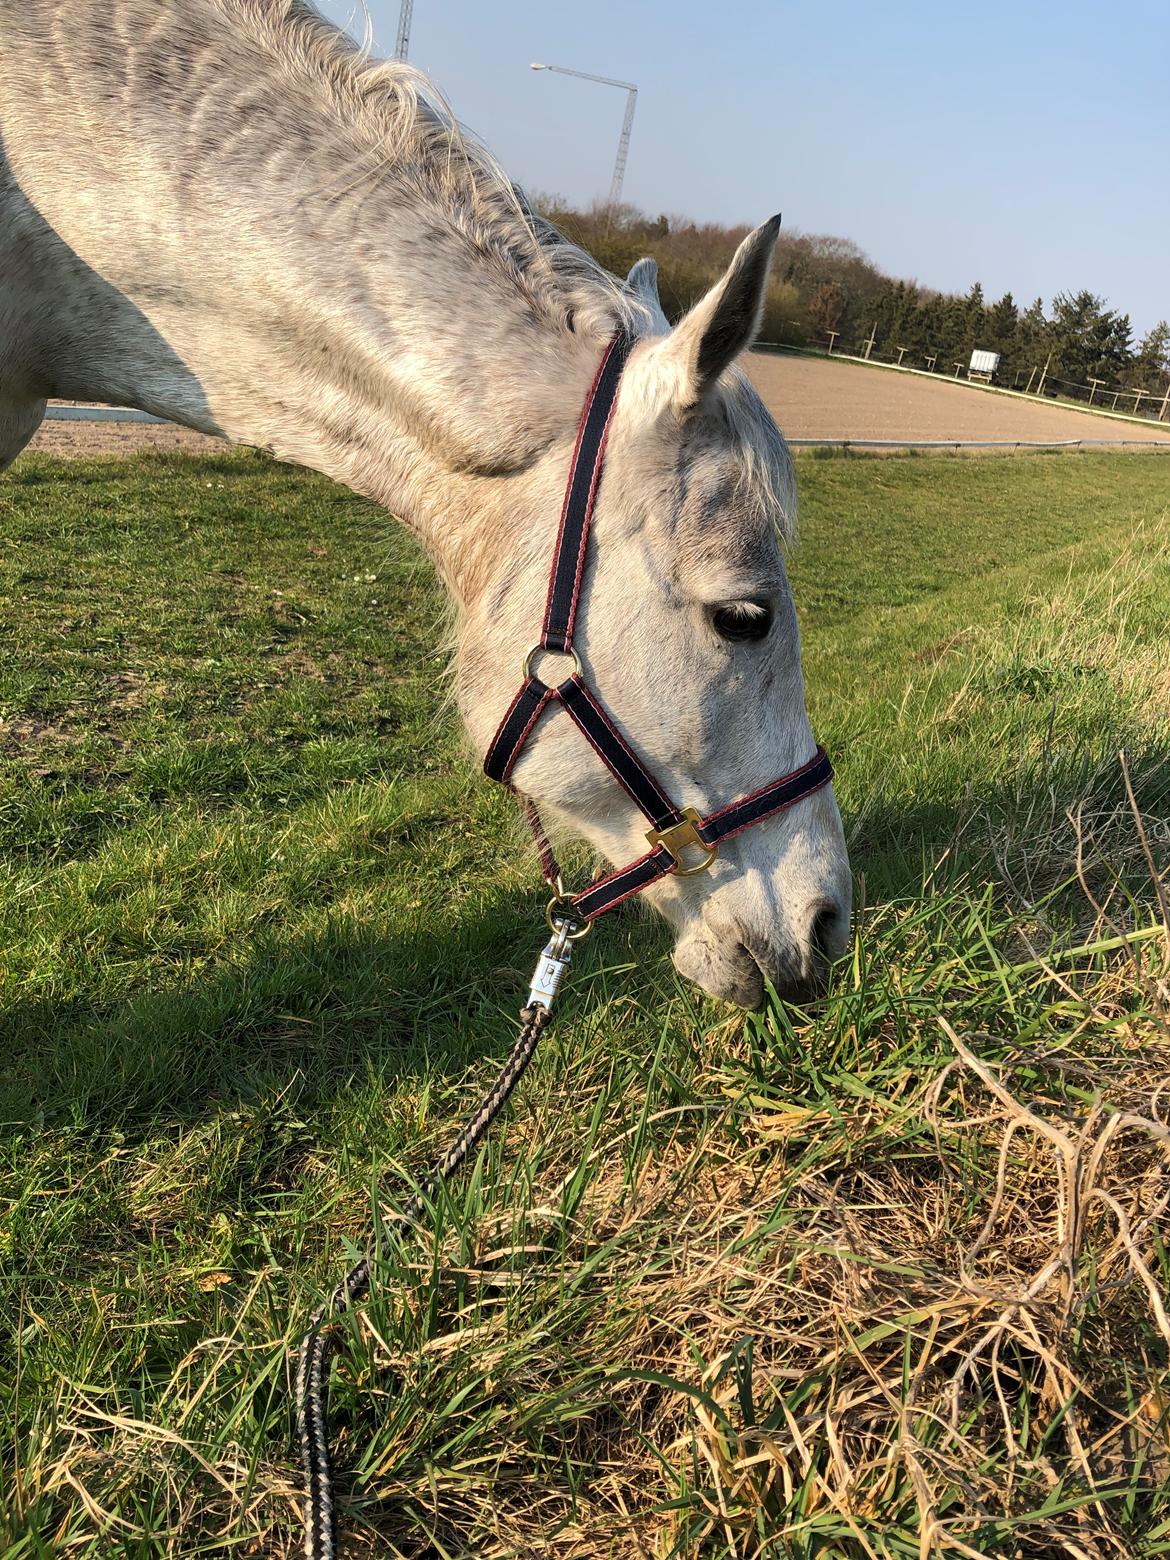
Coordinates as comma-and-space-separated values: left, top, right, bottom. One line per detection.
652, 215, 780, 406
626, 257, 670, 332
626, 256, 659, 303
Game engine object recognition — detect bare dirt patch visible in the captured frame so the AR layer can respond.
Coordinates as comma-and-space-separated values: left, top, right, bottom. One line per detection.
747, 352, 1170, 446
25, 417, 223, 459
0, 714, 81, 755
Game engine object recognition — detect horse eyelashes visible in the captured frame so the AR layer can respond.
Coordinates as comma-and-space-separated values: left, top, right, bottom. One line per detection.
710, 602, 773, 643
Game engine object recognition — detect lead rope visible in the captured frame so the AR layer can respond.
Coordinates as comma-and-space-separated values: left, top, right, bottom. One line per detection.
294, 921, 575, 1560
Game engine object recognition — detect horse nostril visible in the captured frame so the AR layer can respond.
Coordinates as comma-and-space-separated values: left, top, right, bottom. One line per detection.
809, 898, 843, 963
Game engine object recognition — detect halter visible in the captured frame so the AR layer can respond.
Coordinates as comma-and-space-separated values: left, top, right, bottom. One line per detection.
483, 329, 834, 932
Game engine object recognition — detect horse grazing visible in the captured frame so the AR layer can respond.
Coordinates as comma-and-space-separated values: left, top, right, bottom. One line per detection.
0, 0, 850, 1006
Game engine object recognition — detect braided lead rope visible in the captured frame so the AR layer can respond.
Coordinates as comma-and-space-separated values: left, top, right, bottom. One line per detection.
295, 1000, 553, 1560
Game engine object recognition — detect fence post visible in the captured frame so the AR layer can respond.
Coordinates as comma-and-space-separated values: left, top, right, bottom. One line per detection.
863, 323, 877, 360
1036, 353, 1051, 397
826, 331, 839, 355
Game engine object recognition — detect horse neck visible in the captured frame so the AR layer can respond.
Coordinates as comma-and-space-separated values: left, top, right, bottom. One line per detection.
2, 0, 612, 602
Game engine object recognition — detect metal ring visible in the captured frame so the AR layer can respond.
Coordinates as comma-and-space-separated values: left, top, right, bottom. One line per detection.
523, 643, 583, 682
545, 893, 594, 940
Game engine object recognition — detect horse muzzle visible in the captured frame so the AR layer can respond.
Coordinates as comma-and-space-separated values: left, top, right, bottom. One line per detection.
673, 884, 850, 1008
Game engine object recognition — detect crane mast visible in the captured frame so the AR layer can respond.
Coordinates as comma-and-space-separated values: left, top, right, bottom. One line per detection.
395, 0, 412, 60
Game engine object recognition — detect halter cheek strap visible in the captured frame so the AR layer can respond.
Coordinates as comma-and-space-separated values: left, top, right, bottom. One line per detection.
484, 329, 833, 929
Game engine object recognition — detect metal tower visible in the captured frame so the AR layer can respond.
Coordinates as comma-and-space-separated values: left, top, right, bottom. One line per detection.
395, 0, 413, 60
530, 64, 639, 214
608, 83, 638, 211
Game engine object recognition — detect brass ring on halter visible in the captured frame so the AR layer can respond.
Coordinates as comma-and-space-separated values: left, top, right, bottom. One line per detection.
545, 874, 594, 940
523, 643, 583, 682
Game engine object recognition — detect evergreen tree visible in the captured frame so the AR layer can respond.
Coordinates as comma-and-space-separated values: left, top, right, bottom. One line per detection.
872, 283, 895, 344
964, 282, 987, 349
984, 292, 1021, 380
1012, 298, 1050, 387
1134, 321, 1170, 394
986, 292, 1018, 350
886, 280, 915, 347
916, 294, 948, 368
898, 286, 930, 356
1048, 291, 1134, 390
938, 295, 969, 369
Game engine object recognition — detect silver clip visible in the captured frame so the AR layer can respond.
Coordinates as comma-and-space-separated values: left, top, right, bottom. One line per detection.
527, 924, 573, 1012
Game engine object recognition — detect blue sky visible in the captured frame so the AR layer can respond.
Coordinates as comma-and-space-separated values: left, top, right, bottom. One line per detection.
321, 1, 1169, 336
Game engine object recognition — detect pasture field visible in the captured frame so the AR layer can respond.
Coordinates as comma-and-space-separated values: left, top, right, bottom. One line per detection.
2, 450, 1170, 1558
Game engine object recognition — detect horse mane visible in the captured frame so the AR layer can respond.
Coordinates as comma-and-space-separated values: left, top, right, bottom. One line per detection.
211, 2, 790, 532
216, 0, 649, 342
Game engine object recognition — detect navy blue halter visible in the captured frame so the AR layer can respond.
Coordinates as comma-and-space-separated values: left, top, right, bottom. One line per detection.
484, 330, 833, 928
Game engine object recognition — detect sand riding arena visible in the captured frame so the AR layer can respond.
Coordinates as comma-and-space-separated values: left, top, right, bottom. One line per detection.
26, 351, 1170, 459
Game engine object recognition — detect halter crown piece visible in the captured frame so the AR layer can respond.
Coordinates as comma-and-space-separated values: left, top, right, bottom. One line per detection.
483, 329, 834, 932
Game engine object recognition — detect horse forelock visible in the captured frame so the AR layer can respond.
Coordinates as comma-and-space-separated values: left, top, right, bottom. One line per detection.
730, 376, 796, 544
688, 373, 798, 547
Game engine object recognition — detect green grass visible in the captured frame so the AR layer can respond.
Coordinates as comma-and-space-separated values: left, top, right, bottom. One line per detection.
2, 450, 1169, 1558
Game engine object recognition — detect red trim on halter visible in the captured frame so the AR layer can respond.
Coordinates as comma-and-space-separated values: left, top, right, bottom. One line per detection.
540, 344, 612, 646
559, 365, 624, 649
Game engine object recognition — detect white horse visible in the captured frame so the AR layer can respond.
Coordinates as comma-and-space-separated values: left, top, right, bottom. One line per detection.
0, 0, 850, 1005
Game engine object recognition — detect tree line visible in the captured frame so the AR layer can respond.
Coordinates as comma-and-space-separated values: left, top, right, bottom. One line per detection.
542, 198, 1170, 410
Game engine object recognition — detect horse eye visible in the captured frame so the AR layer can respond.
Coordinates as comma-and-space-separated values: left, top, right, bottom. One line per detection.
710, 601, 773, 643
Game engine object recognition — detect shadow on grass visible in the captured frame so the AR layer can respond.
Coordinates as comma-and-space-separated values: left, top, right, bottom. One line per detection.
6, 744, 1167, 1139
3, 873, 654, 1136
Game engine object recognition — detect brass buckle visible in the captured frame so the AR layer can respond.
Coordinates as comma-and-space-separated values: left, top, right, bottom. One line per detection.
646, 807, 718, 877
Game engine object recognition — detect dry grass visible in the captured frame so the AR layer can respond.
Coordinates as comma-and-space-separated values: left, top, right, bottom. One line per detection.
24, 967, 1168, 1560
20, 926, 1170, 1560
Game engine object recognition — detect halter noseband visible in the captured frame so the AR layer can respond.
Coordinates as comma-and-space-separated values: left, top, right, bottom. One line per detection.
483, 330, 833, 932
